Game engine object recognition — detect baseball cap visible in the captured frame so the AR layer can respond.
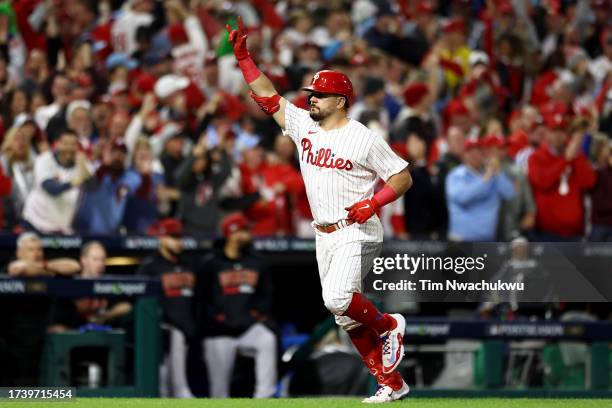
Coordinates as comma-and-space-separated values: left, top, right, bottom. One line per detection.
106, 52, 138, 71
74, 73, 93, 87
442, 18, 466, 34
483, 134, 506, 148
135, 72, 157, 93
446, 99, 470, 117
417, 1, 434, 14
152, 218, 184, 237
154, 75, 189, 99
66, 100, 92, 120
221, 213, 249, 237
498, 1, 514, 15
464, 138, 482, 150
109, 80, 128, 96
543, 112, 568, 129
403, 83, 429, 107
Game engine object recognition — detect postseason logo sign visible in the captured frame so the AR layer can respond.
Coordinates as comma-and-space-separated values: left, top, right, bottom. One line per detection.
93, 282, 147, 296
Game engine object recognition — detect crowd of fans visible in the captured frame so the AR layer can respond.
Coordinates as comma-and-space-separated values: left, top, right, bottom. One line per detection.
0, 0, 610, 242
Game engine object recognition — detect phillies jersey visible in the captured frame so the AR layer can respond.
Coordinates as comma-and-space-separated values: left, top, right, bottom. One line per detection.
283, 102, 408, 226
111, 9, 154, 56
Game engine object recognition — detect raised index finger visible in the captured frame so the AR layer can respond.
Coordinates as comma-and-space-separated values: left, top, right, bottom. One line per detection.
237, 15, 244, 31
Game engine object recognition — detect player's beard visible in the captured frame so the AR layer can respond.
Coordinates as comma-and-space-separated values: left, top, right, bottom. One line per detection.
309, 106, 330, 122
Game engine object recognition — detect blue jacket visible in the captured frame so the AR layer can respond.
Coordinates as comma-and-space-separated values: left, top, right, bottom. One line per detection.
446, 165, 515, 241
75, 169, 142, 235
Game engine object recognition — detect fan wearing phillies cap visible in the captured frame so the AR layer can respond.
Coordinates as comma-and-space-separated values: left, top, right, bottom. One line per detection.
226, 16, 412, 403
73, 138, 148, 235
391, 82, 436, 148
527, 113, 596, 240
446, 137, 515, 241
195, 213, 276, 398
137, 218, 196, 398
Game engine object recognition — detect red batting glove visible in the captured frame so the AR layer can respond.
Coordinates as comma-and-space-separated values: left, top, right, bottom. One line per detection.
250, 91, 281, 115
225, 16, 249, 61
345, 198, 378, 224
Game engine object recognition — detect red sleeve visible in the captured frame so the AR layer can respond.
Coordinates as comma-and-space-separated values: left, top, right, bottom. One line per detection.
239, 165, 258, 194
281, 167, 304, 194
0, 166, 12, 196
13, 0, 46, 51
390, 215, 407, 236
572, 153, 596, 190
528, 149, 568, 191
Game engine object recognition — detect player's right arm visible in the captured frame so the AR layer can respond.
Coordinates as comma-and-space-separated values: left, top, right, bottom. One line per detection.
225, 17, 287, 129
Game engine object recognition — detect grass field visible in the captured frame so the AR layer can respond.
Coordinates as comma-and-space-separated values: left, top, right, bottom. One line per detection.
2, 398, 612, 408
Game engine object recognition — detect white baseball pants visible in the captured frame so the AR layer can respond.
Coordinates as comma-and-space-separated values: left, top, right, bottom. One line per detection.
203, 323, 277, 398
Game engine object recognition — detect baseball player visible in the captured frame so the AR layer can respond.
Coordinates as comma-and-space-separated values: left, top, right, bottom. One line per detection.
226, 18, 413, 403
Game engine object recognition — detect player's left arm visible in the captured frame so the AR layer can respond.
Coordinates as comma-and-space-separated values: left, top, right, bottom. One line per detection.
346, 168, 412, 224
384, 168, 413, 198
346, 135, 412, 224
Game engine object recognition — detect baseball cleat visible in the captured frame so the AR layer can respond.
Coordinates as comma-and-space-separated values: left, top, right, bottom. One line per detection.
380, 313, 406, 374
362, 381, 410, 404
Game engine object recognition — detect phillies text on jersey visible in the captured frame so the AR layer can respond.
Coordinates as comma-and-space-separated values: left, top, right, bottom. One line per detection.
283, 102, 408, 225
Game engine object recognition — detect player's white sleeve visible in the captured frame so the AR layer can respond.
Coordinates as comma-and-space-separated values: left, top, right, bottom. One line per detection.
283, 101, 311, 144
365, 135, 409, 181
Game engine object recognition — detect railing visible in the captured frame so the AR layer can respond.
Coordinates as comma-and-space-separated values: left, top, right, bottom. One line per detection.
0, 275, 161, 397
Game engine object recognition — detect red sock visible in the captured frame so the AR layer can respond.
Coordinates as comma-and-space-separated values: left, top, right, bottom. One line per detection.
343, 293, 396, 335
383, 371, 404, 390
348, 325, 404, 388
348, 325, 379, 358
348, 325, 383, 381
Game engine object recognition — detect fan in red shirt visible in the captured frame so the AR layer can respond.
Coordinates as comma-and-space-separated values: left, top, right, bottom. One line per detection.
527, 112, 596, 240
239, 142, 303, 237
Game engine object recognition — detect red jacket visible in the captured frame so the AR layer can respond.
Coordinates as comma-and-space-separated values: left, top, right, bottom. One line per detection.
240, 162, 303, 236
0, 165, 12, 230
528, 144, 596, 237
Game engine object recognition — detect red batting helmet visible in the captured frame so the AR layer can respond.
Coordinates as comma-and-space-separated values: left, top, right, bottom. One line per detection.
301, 70, 354, 103
221, 213, 249, 237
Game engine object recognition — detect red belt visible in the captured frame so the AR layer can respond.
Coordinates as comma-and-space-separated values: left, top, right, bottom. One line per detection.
314, 219, 354, 233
